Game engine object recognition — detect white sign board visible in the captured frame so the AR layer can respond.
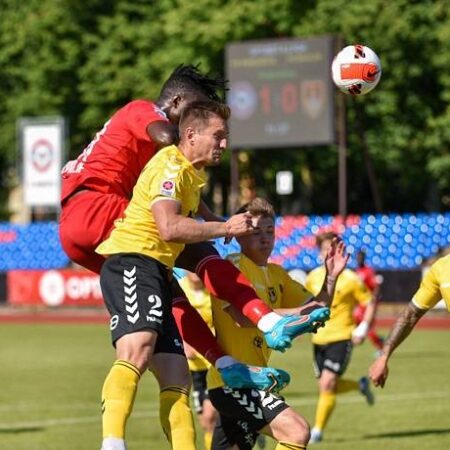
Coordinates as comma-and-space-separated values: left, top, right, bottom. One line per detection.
276, 171, 293, 195
20, 117, 65, 207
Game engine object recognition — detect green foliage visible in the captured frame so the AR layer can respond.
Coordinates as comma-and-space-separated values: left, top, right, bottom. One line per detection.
0, 0, 449, 215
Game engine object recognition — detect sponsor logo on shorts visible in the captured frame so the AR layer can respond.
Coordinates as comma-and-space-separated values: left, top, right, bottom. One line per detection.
324, 358, 341, 372
258, 391, 282, 411
110, 315, 119, 330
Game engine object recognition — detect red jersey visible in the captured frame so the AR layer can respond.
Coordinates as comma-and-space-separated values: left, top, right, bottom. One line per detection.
61, 100, 168, 203
356, 265, 378, 292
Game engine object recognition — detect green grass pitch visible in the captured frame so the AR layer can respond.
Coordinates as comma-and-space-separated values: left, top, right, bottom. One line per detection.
0, 323, 449, 449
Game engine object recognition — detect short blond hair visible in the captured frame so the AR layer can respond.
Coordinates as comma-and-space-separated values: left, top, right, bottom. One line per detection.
235, 197, 275, 220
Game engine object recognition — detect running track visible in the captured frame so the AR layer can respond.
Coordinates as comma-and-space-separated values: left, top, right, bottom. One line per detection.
0, 308, 449, 329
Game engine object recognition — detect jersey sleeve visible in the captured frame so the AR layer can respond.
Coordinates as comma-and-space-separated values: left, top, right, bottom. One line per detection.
148, 153, 186, 205
412, 266, 441, 310
125, 100, 169, 142
279, 268, 314, 308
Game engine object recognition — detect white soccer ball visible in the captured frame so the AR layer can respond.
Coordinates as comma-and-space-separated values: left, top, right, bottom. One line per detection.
331, 45, 382, 95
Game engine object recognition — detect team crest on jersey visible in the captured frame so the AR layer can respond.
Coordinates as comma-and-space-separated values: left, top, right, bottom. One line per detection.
267, 287, 277, 304
253, 336, 264, 348
160, 180, 175, 197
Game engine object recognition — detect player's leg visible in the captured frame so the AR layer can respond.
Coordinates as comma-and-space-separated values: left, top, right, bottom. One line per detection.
367, 328, 384, 351
171, 278, 291, 391
99, 254, 170, 450
148, 310, 196, 450
209, 386, 304, 449
176, 243, 330, 351
59, 191, 129, 273
190, 370, 218, 450
259, 406, 310, 449
310, 340, 354, 444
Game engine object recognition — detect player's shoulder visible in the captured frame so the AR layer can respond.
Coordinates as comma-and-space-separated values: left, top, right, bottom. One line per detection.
341, 268, 362, 283
267, 262, 288, 277
307, 266, 323, 279
125, 99, 156, 110
430, 254, 450, 278
123, 99, 167, 118
434, 253, 450, 268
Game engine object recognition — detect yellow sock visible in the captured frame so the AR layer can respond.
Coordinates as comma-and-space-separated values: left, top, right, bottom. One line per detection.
314, 391, 336, 431
101, 360, 141, 439
204, 430, 213, 450
160, 386, 196, 450
336, 378, 359, 393
276, 442, 307, 449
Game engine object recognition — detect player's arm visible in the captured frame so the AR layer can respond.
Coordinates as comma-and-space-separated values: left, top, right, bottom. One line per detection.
352, 298, 377, 345
152, 199, 254, 243
369, 302, 426, 387
314, 239, 349, 306
147, 121, 178, 149
197, 199, 225, 222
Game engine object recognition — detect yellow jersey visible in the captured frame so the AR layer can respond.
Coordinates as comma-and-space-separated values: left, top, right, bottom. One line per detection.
207, 253, 312, 390
412, 254, 450, 311
305, 267, 372, 345
96, 145, 206, 268
179, 276, 213, 372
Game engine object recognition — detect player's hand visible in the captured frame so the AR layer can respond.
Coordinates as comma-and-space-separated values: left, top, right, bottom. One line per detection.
224, 213, 255, 238
369, 355, 389, 388
351, 335, 365, 345
324, 238, 349, 278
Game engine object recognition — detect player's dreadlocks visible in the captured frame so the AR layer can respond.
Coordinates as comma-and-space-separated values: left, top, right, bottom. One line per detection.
158, 64, 228, 103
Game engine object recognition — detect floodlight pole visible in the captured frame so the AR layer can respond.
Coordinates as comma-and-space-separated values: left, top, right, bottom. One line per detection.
337, 90, 347, 218
230, 149, 240, 214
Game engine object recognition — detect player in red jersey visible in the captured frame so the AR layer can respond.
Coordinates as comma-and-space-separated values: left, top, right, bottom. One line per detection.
59, 64, 326, 355
59, 66, 329, 450
353, 250, 384, 352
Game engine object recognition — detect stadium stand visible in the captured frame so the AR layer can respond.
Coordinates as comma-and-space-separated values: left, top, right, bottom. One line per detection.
0, 213, 449, 272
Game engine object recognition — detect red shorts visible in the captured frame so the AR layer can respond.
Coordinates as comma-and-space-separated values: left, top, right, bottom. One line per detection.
59, 190, 129, 274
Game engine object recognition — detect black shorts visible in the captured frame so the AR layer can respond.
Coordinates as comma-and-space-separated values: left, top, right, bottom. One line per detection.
191, 370, 209, 414
100, 253, 184, 355
209, 386, 289, 450
313, 340, 353, 377
175, 241, 218, 273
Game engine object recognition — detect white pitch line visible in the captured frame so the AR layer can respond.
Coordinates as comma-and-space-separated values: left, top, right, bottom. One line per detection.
0, 390, 449, 431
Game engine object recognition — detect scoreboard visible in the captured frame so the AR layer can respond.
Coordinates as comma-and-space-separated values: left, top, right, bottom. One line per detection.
226, 36, 335, 148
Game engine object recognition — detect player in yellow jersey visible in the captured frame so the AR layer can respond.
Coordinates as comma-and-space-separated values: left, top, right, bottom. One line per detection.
177, 270, 218, 450
95, 101, 314, 450
306, 231, 377, 444
369, 253, 450, 387
206, 198, 348, 450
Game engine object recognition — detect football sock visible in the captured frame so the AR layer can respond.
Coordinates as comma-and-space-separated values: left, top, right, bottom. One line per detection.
368, 330, 384, 349
102, 360, 141, 439
276, 442, 307, 449
160, 386, 196, 450
172, 297, 225, 364
196, 256, 272, 324
336, 378, 359, 393
204, 430, 213, 450
314, 391, 336, 431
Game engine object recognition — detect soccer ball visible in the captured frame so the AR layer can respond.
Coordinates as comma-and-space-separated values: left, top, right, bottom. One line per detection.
331, 44, 382, 95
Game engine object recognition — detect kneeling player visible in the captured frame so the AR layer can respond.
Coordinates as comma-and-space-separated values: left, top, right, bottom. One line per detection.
206, 198, 348, 450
